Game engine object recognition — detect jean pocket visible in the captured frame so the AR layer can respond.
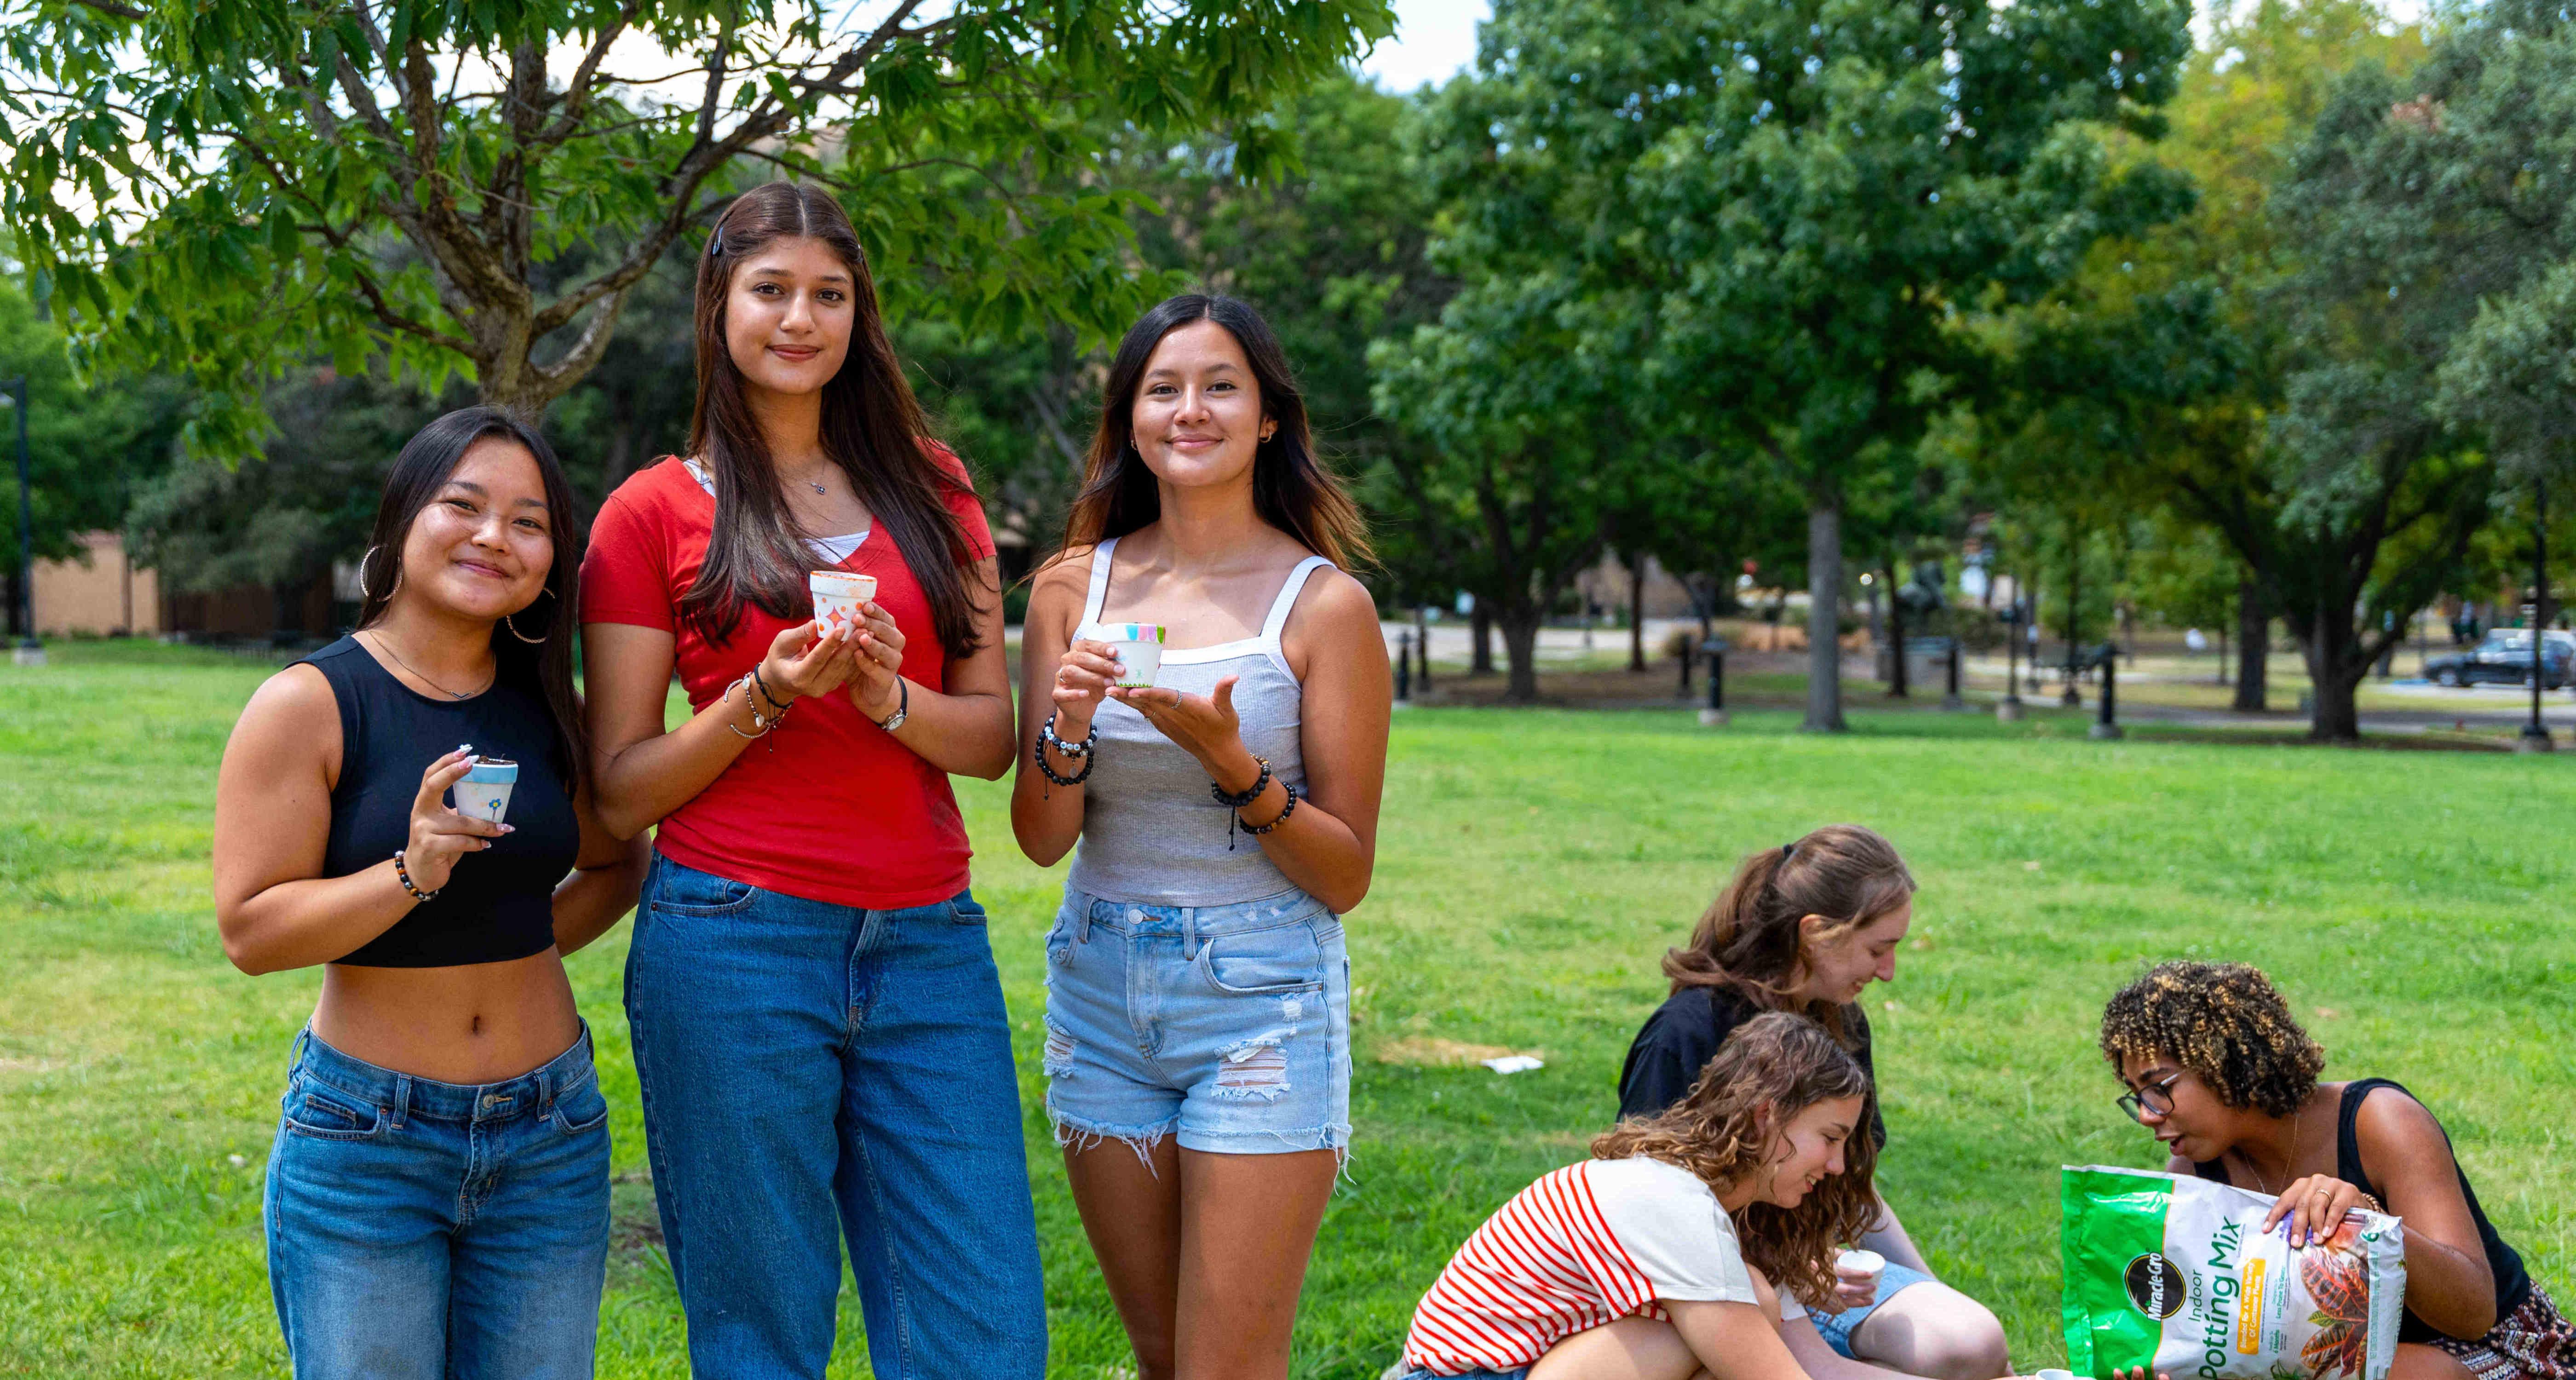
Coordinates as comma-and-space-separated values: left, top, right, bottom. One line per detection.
651, 862, 758, 918
948, 893, 989, 926
551, 1075, 610, 1134
280, 1080, 386, 1142
1198, 918, 1328, 995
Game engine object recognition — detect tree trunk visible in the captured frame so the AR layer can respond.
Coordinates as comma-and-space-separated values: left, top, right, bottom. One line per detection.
1470, 601, 1495, 675
2233, 575, 2268, 712
4, 567, 22, 638
1627, 554, 1647, 673
1805, 502, 1846, 731
603, 413, 638, 494
1499, 602, 1544, 704
2300, 611, 2364, 743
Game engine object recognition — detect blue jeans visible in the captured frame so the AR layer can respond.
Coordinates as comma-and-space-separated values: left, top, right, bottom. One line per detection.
625, 853, 1046, 1379
1812, 1259, 1937, 1357
1042, 887, 1352, 1156
263, 1025, 609, 1380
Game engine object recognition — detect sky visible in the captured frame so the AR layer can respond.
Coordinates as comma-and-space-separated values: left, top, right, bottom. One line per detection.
1356, 0, 1489, 92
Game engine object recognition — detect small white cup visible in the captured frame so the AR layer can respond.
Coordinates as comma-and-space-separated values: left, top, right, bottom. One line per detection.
2034, 1369, 2077, 1380
1834, 1248, 1886, 1302
809, 571, 877, 635
454, 757, 518, 825
1087, 622, 1166, 689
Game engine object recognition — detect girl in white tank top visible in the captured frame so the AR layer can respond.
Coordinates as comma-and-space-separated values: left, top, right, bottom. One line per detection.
1011, 295, 1391, 1380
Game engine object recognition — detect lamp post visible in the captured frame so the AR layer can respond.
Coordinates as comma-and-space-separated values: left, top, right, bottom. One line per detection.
3, 378, 40, 667
1700, 636, 1729, 726
2520, 480, 2553, 753
1998, 593, 2025, 722
2090, 642, 2124, 740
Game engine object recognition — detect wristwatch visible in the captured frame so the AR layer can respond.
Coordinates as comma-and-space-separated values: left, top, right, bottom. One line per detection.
874, 678, 908, 733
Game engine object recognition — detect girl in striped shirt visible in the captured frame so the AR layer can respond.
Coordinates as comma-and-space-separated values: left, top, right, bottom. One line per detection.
1397, 1012, 1958, 1380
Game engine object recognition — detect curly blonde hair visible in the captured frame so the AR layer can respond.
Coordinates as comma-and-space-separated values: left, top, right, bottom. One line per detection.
2098, 961, 2325, 1118
1593, 1011, 1880, 1310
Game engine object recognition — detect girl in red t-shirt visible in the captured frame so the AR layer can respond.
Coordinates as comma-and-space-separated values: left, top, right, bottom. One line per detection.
578, 181, 1040, 1377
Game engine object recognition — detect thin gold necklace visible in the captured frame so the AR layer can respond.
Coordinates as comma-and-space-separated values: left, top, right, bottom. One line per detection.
2248, 1104, 2305, 1196
362, 629, 493, 700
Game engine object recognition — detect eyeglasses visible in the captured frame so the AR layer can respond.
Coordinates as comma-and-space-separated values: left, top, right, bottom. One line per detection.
2116, 1072, 2184, 1124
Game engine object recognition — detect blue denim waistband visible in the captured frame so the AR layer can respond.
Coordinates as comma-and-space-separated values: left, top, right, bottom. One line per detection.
1064, 887, 1328, 956
291, 1023, 596, 1127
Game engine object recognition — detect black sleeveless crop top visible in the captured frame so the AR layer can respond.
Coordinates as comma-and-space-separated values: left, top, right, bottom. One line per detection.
298, 637, 581, 967
2194, 1077, 2530, 1343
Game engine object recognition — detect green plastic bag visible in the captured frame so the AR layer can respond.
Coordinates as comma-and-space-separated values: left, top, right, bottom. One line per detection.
2060, 1166, 2405, 1380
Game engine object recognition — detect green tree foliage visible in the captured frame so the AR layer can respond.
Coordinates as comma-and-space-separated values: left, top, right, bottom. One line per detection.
1378, 0, 2191, 725
0, 0, 1391, 453
0, 279, 187, 634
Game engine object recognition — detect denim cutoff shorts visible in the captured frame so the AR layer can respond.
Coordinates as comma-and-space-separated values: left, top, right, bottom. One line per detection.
1811, 1259, 1936, 1357
1042, 887, 1351, 1156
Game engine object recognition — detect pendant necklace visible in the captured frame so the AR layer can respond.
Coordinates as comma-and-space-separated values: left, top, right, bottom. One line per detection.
362, 630, 492, 700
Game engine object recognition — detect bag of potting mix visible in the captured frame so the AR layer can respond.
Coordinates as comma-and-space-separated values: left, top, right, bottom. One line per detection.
2060, 1165, 2406, 1380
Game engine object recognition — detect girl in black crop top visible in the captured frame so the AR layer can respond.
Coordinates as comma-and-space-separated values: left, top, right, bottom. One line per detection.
2102, 962, 2574, 1380
212, 408, 646, 1379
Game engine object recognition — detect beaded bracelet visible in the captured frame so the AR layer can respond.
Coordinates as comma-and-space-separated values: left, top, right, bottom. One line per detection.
393, 850, 439, 903
1039, 710, 1094, 759
1209, 757, 1272, 808
1034, 713, 1096, 794
1241, 784, 1300, 837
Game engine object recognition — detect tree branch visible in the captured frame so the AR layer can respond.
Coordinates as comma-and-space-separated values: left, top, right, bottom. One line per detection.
534, 0, 648, 146
65, 0, 148, 21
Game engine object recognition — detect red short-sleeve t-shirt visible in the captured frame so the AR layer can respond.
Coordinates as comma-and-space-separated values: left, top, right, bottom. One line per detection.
580, 447, 995, 910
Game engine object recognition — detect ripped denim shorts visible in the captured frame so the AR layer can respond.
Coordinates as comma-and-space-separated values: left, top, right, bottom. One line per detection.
1042, 887, 1351, 1158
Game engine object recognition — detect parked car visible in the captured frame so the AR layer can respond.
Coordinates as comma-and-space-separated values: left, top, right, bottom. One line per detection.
2425, 632, 2572, 689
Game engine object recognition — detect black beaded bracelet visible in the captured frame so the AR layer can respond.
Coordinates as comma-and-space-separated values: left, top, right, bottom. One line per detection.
393, 849, 439, 903
1039, 710, 1094, 759
1209, 757, 1272, 809
1237, 783, 1300, 845
1034, 721, 1095, 792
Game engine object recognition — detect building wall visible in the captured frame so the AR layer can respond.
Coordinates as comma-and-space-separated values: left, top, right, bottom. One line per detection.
31, 531, 160, 636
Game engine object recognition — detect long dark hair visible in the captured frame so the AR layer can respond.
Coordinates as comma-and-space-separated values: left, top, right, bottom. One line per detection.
1663, 824, 1916, 1041
1054, 293, 1368, 568
680, 180, 984, 656
1594, 1012, 1880, 1311
354, 407, 587, 792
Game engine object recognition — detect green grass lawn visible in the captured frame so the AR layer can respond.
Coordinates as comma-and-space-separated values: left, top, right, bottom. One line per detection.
4, 641, 2570, 1378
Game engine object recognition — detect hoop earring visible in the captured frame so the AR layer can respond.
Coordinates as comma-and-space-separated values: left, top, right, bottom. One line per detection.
503, 611, 546, 644
361, 545, 402, 600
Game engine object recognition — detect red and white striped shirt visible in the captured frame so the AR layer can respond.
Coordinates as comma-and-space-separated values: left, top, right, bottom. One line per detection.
1402, 1157, 1777, 1374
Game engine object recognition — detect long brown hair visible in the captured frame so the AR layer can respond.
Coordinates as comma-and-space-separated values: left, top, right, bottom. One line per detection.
1665, 824, 1917, 1041
1593, 1012, 1880, 1310
1053, 293, 1368, 567
355, 407, 587, 792
680, 181, 984, 656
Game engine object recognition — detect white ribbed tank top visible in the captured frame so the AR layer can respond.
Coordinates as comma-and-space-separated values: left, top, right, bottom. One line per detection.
1064, 536, 1333, 906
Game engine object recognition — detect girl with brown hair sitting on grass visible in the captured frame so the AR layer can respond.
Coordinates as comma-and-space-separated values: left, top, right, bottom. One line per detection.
1394, 1012, 2012, 1380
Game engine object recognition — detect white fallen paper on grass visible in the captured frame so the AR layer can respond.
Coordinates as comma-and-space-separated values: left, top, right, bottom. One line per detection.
1480, 1055, 1545, 1075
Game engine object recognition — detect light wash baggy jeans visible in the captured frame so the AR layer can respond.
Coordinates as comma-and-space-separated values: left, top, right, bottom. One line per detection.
624, 852, 1047, 1379
263, 1024, 610, 1380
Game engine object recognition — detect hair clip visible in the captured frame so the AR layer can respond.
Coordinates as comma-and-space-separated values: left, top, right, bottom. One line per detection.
708, 226, 724, 258
1781, 841, 1798, 859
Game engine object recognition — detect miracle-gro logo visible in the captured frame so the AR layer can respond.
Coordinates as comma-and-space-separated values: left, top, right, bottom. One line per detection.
2126, 1253, 2187, 1321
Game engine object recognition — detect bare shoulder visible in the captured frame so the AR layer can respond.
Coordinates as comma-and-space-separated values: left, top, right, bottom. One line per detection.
2351, 1082, 2451, 1156
241, 662, 337, 732
227, 662, 340, 773
1284, 565, 1381, 638
1025, 547, 1097, 630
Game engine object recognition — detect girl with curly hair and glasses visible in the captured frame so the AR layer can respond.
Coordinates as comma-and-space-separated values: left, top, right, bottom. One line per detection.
2101, 960, 2575, 1380
1617, 826, 2011, 1380
1394, 1012, 2007, 1380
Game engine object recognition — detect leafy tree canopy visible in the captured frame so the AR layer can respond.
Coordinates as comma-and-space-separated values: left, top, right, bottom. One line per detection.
0, 0, 1392, 455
